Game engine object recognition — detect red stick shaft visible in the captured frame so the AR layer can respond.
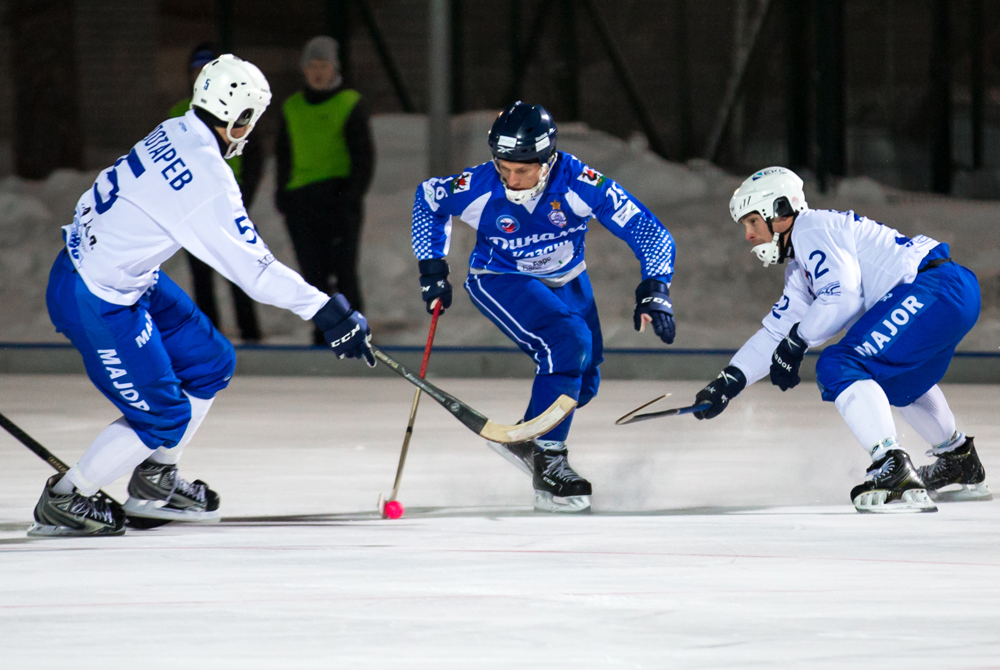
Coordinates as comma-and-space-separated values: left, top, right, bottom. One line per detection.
418, 299, 443, 377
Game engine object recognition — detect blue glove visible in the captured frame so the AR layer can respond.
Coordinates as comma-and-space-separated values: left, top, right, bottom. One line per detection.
312, 294, 375, 367
694, 366, 747, 420
634, 277, 675, 344
770, 323, 807, 391
418, 258, 452, 314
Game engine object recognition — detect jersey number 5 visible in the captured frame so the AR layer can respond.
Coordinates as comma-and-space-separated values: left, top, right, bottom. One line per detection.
93, 149, 146, 214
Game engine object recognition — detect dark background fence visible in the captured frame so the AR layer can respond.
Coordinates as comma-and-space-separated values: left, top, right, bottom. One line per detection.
1, 0, 997, 195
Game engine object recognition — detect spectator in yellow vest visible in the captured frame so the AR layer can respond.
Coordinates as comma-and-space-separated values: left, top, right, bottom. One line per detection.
276, 36, 374, 346
169, 43, 262, 343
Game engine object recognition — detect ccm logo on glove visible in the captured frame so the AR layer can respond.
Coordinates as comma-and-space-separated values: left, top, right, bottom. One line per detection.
330, 323, 361, 348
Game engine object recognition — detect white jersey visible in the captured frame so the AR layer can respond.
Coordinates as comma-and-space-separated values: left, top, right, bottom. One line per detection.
731, 208, 940, 384
63, 110, 328, 320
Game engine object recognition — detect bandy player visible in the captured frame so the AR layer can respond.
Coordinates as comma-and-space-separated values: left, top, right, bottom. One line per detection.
411, 102, 677, 513
30, 55, 375, 537
692, 167, 988, 513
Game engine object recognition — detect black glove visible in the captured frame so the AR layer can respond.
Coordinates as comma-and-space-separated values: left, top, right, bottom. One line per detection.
633, 277, 675, 344
312, 294, 375, 367
770, 323, 808, 391
418, 258, 452, 314
694, 366, 747, 420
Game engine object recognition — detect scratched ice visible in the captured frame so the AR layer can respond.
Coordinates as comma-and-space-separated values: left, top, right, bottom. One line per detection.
2, 375, 999, 668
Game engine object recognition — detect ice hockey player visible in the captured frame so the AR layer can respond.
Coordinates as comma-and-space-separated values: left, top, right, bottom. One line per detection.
30, 55, 375, 537
411, 101, 677, 513
692, 166, 988, 513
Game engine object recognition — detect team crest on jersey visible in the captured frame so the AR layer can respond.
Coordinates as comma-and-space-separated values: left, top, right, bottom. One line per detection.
496, 215, 520, 234
451, 171, 472, 193
577, 166, 605, 187
548, 200, 568, 228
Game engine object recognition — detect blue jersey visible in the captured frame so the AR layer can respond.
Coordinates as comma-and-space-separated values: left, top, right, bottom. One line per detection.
412, 152, 675, 283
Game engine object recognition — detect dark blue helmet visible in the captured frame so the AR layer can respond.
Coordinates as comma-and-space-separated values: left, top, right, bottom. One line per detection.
488, 101, 557, 164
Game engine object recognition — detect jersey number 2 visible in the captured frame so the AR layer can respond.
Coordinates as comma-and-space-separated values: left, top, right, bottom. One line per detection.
808, 250, 829, 279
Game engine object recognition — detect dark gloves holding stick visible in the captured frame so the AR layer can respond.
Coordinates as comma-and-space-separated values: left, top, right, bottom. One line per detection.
312, 294, 375, 367
770, 323, 808, 391
418, 258, 452, 315
634, 277, 675, 344
694, 366, 747, 420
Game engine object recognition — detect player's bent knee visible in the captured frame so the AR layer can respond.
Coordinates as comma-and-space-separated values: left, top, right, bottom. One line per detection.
186, 339, 236, 397
578, 369, 601, 408
815, 348, 871, 403
551, 328, 592, 376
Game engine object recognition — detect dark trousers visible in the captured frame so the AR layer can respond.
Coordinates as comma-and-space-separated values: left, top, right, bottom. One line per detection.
185, 253, 261, 343
283, 193, 364, 346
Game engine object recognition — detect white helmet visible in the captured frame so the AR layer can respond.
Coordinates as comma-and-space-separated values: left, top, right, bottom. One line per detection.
192, 54, 271, 159
729, 166, 808, 267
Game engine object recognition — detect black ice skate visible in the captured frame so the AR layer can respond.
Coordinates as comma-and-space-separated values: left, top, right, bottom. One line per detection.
533, 445, 592, 513
851, 449, 937, 514
485, 439, 535, 476
917, 437, 992, 502
27, 474, 126, 537
123, 459, 220, 522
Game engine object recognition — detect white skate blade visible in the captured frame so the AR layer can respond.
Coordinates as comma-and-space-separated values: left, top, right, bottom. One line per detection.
929, 482, 993, 503
26, 522, 124, 537
485, 440, 533, 476
123, 497, 221, 522
533, 491, 591, 514
853, 488, 938, 514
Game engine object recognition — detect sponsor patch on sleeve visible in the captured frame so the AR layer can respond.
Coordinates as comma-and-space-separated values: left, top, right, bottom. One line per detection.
422, 181, 440, 212
577, 166, 605, 187
611, 200, 640, 227
815, 281, 841, 298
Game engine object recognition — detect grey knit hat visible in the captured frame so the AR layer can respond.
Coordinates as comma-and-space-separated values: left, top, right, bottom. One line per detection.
300, 36, 340, 71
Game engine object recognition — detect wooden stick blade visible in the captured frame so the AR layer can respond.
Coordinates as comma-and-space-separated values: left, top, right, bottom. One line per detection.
479, 394, 577, 444
616, 402, 712, 425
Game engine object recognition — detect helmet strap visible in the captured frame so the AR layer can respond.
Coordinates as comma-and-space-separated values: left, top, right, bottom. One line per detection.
223, 122, 247, 159
763, 213, 796, 264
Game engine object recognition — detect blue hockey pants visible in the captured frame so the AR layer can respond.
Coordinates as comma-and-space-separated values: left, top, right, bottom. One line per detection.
465, 271, 603, 442
46, 250, 235, 449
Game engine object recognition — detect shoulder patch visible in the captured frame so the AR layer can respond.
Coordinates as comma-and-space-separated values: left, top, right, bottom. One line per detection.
451, 170, 473, 194
577, 166, 605, 187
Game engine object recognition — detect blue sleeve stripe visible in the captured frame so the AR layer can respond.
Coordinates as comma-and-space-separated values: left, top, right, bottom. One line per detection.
126, 148, 145, 177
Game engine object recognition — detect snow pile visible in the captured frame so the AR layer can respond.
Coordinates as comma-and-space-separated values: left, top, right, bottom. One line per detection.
0, 113, 997, 351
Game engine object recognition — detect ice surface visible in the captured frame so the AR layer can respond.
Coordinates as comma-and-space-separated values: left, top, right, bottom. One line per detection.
1, 113, 998, 351
2, 375, 999, 668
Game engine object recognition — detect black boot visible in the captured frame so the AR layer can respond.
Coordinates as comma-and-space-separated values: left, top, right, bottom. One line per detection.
485, 439, 535, 476
533, 444, 591, 513
850, 449, 937, 513
917, 437, 992, 502
124, 459, 220, 522
28, 474, 126, 537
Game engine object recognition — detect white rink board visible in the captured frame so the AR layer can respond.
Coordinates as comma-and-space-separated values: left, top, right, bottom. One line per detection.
1, 375, 999, 668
